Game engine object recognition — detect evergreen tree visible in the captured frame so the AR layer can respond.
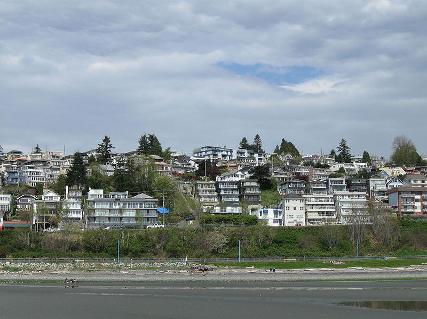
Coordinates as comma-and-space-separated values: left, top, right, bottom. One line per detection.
34, 144, 42, 154
252, 134, 264, 154
274, 145, 280, 153
239, 137, 250, 149
330, 149, 336, 159
148, 134, 163, 156
96, 136, 114, 164
391, 136, 423, 166
362, 151, 371, 165
66, 152, 87, 188
278, 138, 300, 158
337, 138, 352, 163
137, 133, 163, 157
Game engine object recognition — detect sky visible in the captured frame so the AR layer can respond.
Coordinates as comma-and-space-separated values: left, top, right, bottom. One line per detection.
0, 0, 426, 157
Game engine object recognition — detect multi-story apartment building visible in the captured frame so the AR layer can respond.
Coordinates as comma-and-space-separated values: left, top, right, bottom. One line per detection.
280, 194, 306, 227
334, 191, 368, 224
278, 179, 306, 196
34, 190, 61, 229
404, 174, 427, 187
303, 194, 336, 225
193, 146, 234, 161
217, 180, 240, 205
388, 186, 427, 217
86, 190, 159, 228
347, 178, 368, 193
61, 198, 83, 223
368, 178, 387, 201
308, 180, 328, 195
195, 181, 219, 211
328, 177, 346, 194
240, 179, 261, 204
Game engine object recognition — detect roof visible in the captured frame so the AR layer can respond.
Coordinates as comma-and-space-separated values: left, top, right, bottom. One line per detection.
132, 193, 155, 200
387, 186, 427, 194
404, 174, 427, 180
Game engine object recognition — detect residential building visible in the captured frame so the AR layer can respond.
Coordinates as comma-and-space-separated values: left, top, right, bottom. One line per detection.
280, 194, 306, 226
34, 190, 61, 229
253, 208, 283, 226
240, 179, 261, 205
0, 194, 12, 214
61, 198, 83, 223
303, 194, 336, 225
212, 206, 242, 214
368, 178, 387, 201
16, 194, 37, 212
387, 186, 427, 217
334, 191, 368, 224
328, 177, 346, 194
193, 146, 234, 161
404, 174, 427, 187
195, 181, 219, 211
86, 191, 159, 228
347, 178, 368, 193
278, 179, 306, 196
217, 180, 240, 205
308, 180, 328, 195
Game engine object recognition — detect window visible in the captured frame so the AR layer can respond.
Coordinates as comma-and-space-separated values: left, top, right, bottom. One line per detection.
293, 207, 296, 210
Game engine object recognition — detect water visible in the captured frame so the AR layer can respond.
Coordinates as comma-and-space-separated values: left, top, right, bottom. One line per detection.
341, 301, 427, 312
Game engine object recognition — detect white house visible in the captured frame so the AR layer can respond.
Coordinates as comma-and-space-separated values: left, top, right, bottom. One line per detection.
254, 208, 283, 226
334, 191, 368, 224
280, 194, 306, 227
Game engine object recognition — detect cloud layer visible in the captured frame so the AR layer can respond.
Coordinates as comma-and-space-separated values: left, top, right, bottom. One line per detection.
0, 0, 426, 156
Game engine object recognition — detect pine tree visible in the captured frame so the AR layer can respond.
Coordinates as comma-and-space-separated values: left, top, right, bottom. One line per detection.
66, 152, 87, 187
137, 134, 149, 154
96, 136, 114, 164
278, 138, 300, 158
252, 134, 264, 154
148, 134, 163, 156
337, 138, 352, 163
362, 151, 371, 165
274, 145, 280, 153
34, 144, 42, 154
239, 137, 250, 149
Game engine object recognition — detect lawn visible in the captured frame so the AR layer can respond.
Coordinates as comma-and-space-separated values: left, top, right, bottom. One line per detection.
212, 258, 427, 269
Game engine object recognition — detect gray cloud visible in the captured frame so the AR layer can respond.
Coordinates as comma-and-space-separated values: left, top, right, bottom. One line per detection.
0, 0, 426, 157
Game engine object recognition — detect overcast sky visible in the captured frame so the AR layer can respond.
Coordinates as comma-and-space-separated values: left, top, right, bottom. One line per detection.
0, 0, 426, 157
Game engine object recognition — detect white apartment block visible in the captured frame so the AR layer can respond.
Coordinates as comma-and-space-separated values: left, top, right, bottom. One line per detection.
193, 146, 234, 161
334, 191, 368, 224
328, 178, 347, 193
61, 198, 83, 222
280, 195, 306, 227
195, 181, 219, 211
368, 178, 387, 201
303, 194, 336, 225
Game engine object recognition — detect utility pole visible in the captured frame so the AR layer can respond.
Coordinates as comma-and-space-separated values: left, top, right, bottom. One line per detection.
238, 240, 241, 263
162, 192, 165, 226
117, 239, 120, 263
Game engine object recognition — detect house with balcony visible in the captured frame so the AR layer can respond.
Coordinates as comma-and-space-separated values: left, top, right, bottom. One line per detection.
195, 181, 219, 211
368, 178, 387, 201
278, 179, 306, 196
334, 191, 368, 224
217, 180, 240, 205
387, 186, 427, 217
253, 208, 283, 226
347, 178, 368, 193
86, 191, 159, 228
328, 177, 346, 194
192, 146, 234, 162
308, 180, 328, 195
34, 190, 61, 229
240, 179, 261, 205
0, 194, 12, 229
404, 174, 427, 187
303, 194, 336, 225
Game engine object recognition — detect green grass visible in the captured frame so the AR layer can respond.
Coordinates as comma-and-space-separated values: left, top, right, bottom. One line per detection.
260, 190, 281, 207
212, 258, 427, 270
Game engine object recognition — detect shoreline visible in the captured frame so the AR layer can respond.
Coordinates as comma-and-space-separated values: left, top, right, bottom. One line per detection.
2, 266, 427, 283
